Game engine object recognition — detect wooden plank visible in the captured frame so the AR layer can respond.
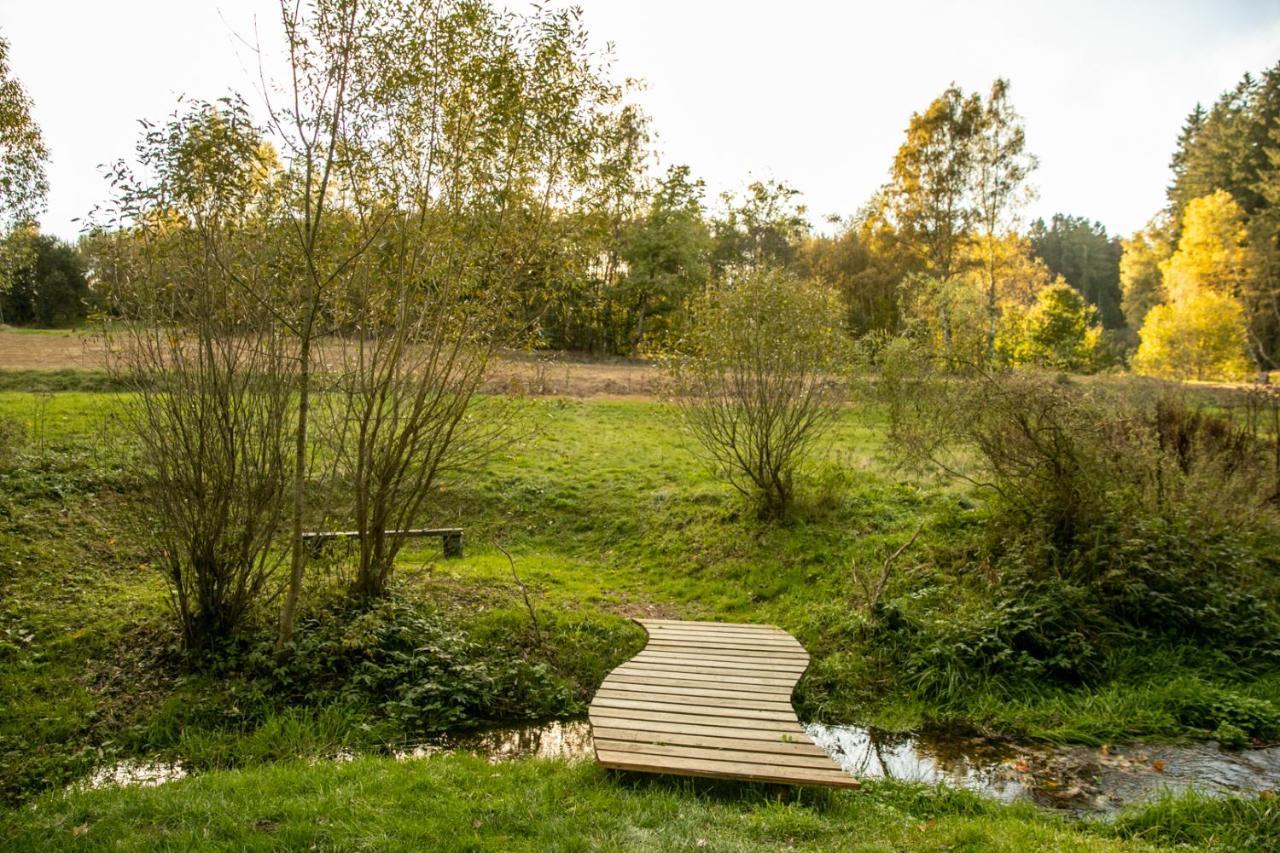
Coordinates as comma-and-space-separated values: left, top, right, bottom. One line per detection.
629, 661, 806, 679
643, 635, 804, 649
592, 727, 830, 757
595, 739, 840, 770
641, 649, 794, 660
634, 640, 799, 654
614, 663, 796, 686
650, 622, 798, 635
606, 667, 797, 691
302, 527, 462, 539
636, 649, 808, 668
588, 715, 816, 743
589, 697, 797, 722
643, 641, 805, 656
611, 670, 796, 691
596, 750, 858, 788
640, 619, 784, 631
643, 636, 801, 651
596, 676, 788, 696
588, 708, 806, 733
633, 653, 807, 674
601, 672, 792, 698
593, 687, 794, 711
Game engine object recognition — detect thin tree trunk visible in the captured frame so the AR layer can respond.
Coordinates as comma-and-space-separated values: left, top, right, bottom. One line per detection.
275, 324, 311, 655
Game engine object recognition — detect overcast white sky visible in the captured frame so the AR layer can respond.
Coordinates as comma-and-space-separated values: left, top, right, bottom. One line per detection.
3, 0, 1279, 240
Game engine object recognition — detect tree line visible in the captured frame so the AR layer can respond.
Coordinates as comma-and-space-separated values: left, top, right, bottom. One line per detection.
4, 16, 1278, 385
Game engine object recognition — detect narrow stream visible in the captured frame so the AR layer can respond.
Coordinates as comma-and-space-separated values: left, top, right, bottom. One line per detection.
78, 720, 1280, 816
809, 724, 1280, 815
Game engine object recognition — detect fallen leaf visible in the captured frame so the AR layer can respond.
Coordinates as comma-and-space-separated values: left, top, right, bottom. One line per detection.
1152, 760, 1165, 773
72, 824, 89, 837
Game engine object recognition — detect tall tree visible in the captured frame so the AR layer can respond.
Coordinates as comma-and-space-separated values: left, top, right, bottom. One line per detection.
620, 164, 711, 350
886, 84, 980, 281
1130, 192, 1258, 379
885, 80, 1036, 365
1167, 64, 1280, 222
1030, 214, 1124, 328
711, 179, 809, 277
0, 35, 49, 295
576, 103, 651, 354
1136, 60, 1280, 367
0, 35, 47, 230
1119, 219, 1170, 331
1160, 190, 1254, 303
971, 79, 1037, 356
0, 231, 89, 325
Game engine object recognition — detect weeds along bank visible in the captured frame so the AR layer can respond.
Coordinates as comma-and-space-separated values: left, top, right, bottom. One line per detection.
1, 379, 1279, 811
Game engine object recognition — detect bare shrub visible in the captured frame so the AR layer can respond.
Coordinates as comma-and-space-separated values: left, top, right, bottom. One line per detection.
125, 326, 293, 649
880, 339, 1280, 552
99, 100, 295, 650
325, 285, 510, 602
304, 0, 621, 602
669, 267, 849, 519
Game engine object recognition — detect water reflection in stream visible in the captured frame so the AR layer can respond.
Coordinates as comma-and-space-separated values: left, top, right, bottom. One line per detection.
394, 720, 596, 762
808, 723, 1280, 814
78, 719, 1280, 816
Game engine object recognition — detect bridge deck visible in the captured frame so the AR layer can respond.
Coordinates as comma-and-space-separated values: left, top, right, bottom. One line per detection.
588, 619, 858, 788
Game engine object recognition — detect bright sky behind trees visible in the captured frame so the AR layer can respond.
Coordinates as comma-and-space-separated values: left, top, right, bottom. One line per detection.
2, 0, 1278, 240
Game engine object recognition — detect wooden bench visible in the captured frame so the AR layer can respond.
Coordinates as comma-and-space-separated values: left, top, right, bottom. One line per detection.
302, 527, 464, 558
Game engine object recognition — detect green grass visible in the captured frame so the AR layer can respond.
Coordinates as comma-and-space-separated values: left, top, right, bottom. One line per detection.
1, 380, 1278, 846
8, 752, 1276, 850
0, 753, 1181, 851
0, 369, 128, 392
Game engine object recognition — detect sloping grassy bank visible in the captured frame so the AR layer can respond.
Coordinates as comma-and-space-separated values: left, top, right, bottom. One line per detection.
1, 382, 1277, 841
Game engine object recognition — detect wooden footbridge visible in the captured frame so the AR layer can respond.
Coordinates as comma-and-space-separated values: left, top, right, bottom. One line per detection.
588, 619, 858, 788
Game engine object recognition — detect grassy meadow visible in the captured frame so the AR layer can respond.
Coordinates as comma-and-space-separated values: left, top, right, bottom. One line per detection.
2, 376, 1278, 849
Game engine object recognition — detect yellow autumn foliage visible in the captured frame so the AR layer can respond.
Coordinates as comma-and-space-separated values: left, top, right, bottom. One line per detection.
1159, 190, 1253, 303
1132, 290, 1253, 381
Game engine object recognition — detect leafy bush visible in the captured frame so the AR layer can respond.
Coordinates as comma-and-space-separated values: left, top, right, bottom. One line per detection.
247, 599, 578, 732
669, 266, 849, 518
998, 281, 1101, 371
876, 349, 1280, 695
1170, 689, 1280, 747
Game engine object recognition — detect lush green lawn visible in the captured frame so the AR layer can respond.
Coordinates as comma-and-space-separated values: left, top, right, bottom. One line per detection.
11, 751, 1275, 852
9, 753, 1280, 851
1, 378, 1278, 847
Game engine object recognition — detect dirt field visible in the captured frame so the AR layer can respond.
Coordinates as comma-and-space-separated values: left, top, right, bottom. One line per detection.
0, 328, 665, 399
